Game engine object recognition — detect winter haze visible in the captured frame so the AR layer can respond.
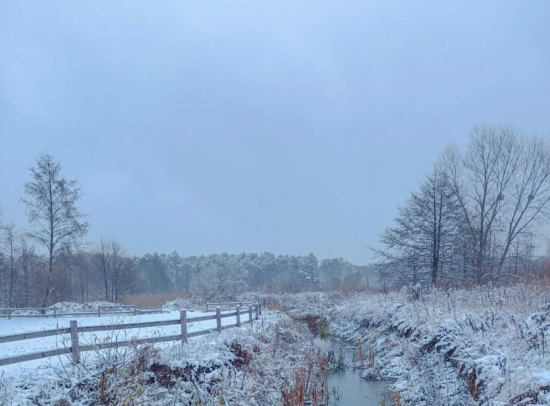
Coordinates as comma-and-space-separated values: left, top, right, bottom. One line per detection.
3, 2, 550, 406
1, 1, 550, 264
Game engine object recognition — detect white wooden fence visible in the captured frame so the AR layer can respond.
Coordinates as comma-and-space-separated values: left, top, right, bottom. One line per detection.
0, 302, 261, 367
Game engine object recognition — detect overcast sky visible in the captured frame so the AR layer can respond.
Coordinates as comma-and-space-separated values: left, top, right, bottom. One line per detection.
1, 1, 549, 264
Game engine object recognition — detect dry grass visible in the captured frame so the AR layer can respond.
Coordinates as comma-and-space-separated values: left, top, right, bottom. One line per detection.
122, 293, 188, 309
280, 350, 329, 406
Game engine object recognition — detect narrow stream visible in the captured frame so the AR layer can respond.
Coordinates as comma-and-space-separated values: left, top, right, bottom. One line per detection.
313, 336, 389, 406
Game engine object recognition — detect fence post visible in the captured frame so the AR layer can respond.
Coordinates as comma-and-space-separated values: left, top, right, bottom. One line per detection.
134, 306, 137, 316
7, 307, 10, 320
98, 306, 101, 317
255, 305, 259, 320
206, 303, 209, 310
180, 310, 188, 345
70, 320, 80, 364
258, 302, 262, 315
249, 306, 253, 325
236, 305, 241, 327
216, 307, 221, 332
54, 308, 57, 318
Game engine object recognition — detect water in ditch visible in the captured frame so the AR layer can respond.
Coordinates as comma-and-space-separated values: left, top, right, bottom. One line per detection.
313, 336, 389, 406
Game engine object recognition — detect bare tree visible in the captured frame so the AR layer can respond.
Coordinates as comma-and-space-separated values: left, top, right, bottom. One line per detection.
21, 153, 88, 307
110, 240, 128, 303
0, 208, 5, 305
18, 234, 38, 307
2, 220, 18, 307
443, 126, 550, 281
92, 238, 112, 302
91, 238, 133, 303
376, 166, 459, 285
73, 251, 91, 303
496, 137, 550, 274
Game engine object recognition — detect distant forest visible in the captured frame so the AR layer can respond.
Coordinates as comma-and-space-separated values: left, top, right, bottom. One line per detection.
0, 153, 369, 307
0, 244, 368, 307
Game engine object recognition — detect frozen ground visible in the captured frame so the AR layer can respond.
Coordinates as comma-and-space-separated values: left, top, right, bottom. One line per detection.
252, 284, 550, 406
4, 286, 550, 405
0, 308, 249, 378
0, 311, 322, 406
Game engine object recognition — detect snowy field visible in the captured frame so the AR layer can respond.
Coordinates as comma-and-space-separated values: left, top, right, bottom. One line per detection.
0, 310, 319, 406
0, 309, 249, 378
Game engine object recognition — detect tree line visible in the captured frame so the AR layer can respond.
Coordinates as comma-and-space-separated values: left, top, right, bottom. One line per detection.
0, 153, 364, 306
376, 126, 550, 286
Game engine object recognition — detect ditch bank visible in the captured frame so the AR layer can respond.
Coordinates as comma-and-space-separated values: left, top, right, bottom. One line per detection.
255, 287, 550, 406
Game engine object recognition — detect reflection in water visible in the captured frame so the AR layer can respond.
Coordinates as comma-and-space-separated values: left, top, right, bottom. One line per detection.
313, 337, 388, 406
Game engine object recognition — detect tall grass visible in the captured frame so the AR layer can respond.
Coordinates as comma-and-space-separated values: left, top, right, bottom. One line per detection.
122, 293, 188, 309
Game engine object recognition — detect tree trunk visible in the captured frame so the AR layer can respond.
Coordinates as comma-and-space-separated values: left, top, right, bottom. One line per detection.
42, 255, 53, 309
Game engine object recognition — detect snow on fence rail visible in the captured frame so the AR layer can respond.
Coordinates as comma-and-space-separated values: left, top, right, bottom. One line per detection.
0, 302, 261, 367
205, 301, 259, 310
0, 305, 164, 319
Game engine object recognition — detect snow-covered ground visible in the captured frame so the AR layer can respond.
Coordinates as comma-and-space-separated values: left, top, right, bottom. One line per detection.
4, 286, 550, 405
251, 285, 550, 406
0, 309, 249, 378
0, 311, 321, 406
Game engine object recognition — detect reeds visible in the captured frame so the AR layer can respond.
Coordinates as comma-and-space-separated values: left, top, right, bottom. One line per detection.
281, 350, 330, 406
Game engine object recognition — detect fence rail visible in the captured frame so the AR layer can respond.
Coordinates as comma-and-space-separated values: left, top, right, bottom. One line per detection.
0, 305, 165, 319
206, 301, 258, 309
0, 301, 261, 367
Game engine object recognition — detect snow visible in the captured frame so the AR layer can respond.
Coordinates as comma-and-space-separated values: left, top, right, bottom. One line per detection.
253, 285, 550, 405
0, 311, 320, 406
161, 298, 195, 312
3, 286, 550, 405
0, 309, 249, 378
50, 301, 122, 313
